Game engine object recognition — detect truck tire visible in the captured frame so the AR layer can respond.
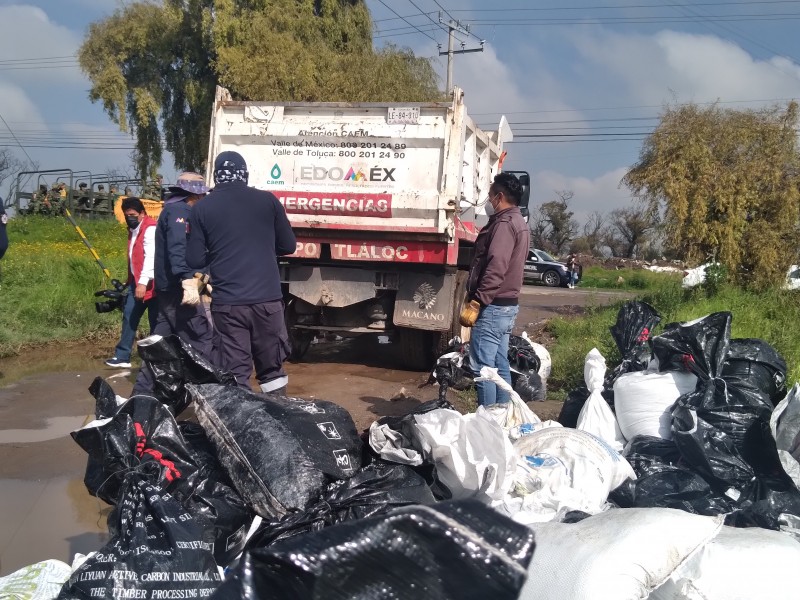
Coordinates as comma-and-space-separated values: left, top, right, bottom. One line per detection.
284, 300, 313, 362
397, 327, 434, 371
434, 269, 470, 357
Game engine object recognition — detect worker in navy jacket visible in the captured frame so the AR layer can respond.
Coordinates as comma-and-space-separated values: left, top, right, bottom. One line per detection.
187, 151, 296, 394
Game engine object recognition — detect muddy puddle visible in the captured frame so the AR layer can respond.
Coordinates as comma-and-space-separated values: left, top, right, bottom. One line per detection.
0, 416, 89, 444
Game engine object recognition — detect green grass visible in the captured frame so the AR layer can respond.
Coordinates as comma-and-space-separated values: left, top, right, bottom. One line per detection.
546, 277, 800, 399
0, 215, 130, 356
579, 265, 683, 291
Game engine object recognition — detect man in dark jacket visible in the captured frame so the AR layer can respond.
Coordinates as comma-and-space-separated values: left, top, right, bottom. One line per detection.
132, 172, 212, 394
464, 172, 530, 406
187, 151, 297, 394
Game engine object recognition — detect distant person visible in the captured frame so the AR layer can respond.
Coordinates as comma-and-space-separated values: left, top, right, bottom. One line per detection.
77, 182, 90, 209
124, 186, 132, 196
132, 172, 213, 393
105, 197, 157, 368
0, 200, 8, 260
461, 172, 530, 406
566, 253, 580, 288
187, 151, 296, 394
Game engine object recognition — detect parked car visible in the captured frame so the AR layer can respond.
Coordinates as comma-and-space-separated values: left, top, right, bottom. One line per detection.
524, 249, 572, 287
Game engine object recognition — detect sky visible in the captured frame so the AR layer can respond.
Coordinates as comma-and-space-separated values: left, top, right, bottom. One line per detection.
3, 0, 800, 223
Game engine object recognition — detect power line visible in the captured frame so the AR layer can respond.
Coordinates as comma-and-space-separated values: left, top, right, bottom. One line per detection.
662, 0, 800, 65
375, 0, 438, 43
0, 112, 35, 166
457, 13, 800, 25
444, 1, 800, 13
471, 97, 800, 116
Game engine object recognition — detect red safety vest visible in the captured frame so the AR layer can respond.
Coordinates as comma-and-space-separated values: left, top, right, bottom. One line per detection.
127, 215, 157, 301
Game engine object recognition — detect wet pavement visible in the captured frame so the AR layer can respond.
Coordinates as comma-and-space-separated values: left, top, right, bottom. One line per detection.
0, 286, 628, 575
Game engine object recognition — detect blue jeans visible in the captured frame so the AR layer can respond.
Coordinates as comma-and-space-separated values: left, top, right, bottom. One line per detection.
469, 304, 519, 406
113, 287, 157, 361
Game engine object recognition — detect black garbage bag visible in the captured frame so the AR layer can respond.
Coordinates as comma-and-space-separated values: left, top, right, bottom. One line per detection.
558, 301, 659, 426
725, 474, 800, 531
246, 462, 436, 549
508, 335, 546, 402
424, 340, 474, 402
607, 301, 661, 382
189, 384, 363, 519
512, 370, 547, 402
654, 313, 760, 493
88, 376, 125, 419
508, 335, 542, 374
74, 386, 251, 566
59, 475, 221, 600
609, 435, 735, 515
137, 334, 237, 416
211, 500, 535, 600
609, 463, 736, 516
71, 394, 199, 505
177, 422, 254, 567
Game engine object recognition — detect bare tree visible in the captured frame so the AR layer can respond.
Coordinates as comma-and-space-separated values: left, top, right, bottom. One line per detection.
582, 211, 606, 255
0, 149, 23, 189
539, 190, 578, 254
604, 206, 656, 258
529, 206, 550, 251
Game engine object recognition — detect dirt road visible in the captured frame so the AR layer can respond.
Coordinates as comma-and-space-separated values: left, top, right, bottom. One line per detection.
0, 286, 628, 575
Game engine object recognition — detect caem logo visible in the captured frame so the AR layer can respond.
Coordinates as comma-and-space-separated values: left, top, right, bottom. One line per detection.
269, 163, 285, 185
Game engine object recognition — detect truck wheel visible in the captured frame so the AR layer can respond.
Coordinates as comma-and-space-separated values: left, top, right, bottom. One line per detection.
434, 270, 470, 357
288, 329, 314, 362
284, 299, 313, 362
397, 327, 434, 371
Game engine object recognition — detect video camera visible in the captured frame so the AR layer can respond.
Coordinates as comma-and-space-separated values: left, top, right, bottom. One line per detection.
94, 278, 127, 313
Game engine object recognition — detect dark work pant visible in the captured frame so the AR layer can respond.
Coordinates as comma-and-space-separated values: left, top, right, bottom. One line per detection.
212, 300, 290, 391
132, 287, 215, 395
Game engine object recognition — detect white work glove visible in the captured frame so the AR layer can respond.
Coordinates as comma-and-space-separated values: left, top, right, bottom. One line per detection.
181, 278, 200, 305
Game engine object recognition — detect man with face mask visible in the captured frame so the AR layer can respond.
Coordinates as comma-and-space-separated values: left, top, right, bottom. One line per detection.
187, 151, 296, 394
105, 197, 157, 368
462, 172, 530, 406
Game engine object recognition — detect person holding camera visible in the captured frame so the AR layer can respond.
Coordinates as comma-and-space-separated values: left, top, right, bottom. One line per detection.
460, 172, 530, 406
105, 197, 157, 368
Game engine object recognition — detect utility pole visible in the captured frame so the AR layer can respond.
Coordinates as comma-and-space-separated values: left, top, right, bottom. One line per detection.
437, 14, 484, 94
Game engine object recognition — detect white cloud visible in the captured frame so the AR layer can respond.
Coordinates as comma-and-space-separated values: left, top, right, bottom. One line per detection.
0, 81, 45, 125
574, 29, 800, 106
533, 167, 635, 223
0, 4, 84, 86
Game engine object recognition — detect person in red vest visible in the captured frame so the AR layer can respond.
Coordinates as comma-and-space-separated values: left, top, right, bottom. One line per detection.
105, 197, 157, 368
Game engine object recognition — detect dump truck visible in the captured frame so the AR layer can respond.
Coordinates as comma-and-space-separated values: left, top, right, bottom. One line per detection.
206, 87, 530, 369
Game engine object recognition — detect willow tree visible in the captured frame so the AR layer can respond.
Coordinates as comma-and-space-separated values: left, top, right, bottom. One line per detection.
623, 103, 800, 288
79, 0, 440, 178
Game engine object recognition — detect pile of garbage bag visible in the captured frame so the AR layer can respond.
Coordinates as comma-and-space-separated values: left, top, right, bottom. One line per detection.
10, 318, 800, 600
427, 332, 550, 402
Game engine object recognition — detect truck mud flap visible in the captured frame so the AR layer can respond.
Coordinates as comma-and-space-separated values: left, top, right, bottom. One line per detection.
393, 272, 456, 332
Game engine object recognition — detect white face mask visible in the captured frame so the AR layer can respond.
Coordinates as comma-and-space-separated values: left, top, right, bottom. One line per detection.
485, 193, 498, 216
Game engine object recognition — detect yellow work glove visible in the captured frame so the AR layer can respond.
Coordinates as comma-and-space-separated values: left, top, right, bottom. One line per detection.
181, 278, 201, 305
459, 299, 481, 328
